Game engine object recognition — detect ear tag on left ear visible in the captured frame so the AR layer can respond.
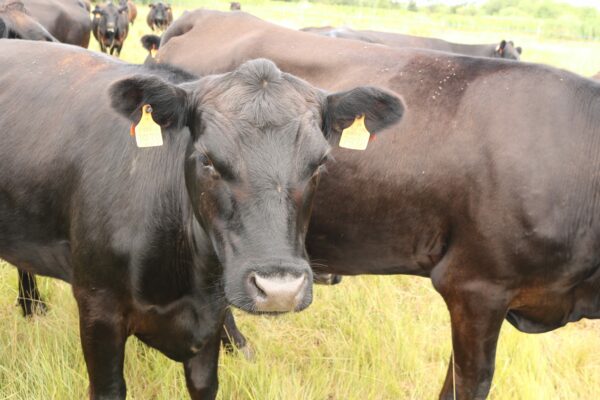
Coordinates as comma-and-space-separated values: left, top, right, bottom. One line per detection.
339, 115, 370, 151
132, 104, 163, 148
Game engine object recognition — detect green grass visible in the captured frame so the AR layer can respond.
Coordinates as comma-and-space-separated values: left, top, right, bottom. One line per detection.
3, 2, 600, 399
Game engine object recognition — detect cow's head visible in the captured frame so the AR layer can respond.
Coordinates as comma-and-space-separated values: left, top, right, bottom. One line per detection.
495, 40, 522, 60
93, 3, 127, 40
109, 59, 404, 314
0, 0, 57, 41
148, 2, 171, 31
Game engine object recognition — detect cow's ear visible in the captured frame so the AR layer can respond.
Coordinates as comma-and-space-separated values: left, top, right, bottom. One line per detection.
323, 86, 405, 138
496, 40, 506, 55
109, 75, 190, 130
516, 46, 522, 55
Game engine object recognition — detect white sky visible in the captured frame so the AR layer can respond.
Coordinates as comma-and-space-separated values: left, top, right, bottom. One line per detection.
418, 0, 600, 8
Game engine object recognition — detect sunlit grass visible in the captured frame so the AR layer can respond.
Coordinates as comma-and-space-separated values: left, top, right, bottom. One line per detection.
2, 1, 600, 399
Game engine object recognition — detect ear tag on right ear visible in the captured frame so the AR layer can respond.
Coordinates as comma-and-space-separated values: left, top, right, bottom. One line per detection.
133, 104, 163, 148
339, 115, 370, 151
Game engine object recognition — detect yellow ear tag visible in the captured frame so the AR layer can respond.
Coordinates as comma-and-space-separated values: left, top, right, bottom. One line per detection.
133, 104, 163, 148
339, 115, 370, 151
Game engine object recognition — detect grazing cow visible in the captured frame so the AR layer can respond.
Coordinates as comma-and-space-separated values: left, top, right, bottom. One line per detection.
92, 2, 128, 56
302, 26, 523, 60
147, 1, 172, 32
0, 0, 56, 41
230, 2, 240, 11
21, 0, 91, 47
0, 40, 403, 399
119, 0, 136, 25
154, 10, 600, 399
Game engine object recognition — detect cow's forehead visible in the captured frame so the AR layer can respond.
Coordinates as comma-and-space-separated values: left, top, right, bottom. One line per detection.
199, 59, 323, 129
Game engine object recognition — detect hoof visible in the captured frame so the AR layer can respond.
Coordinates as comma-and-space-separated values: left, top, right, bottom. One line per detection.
17, 298, 48, 317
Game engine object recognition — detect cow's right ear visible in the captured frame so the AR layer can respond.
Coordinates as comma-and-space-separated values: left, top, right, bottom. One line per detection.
109, 75, 190, 130
323, 86, 405, 139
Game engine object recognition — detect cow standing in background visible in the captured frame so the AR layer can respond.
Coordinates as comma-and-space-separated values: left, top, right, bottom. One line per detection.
302, 26, 523, 60
92, 2, 128, 56
0, 0, 56, 41
119, 0, 136, 25
230, 2, 240, 11
147, 1, 172, 32
21, 0, 91, 47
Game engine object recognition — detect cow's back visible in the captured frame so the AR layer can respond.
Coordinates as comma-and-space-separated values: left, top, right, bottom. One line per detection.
22, 0, 91, 47
156, 10, 600, 282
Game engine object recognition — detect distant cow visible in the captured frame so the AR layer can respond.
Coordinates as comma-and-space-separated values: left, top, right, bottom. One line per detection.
0, 0, 56, 41
151, 9, 600, 399
21, 0, 91, 47
92, 2, 128, 56
147, 1, 172, 32
230, 2, 240, 10
141, 33, 160, 61
302, 26, 523, 60
0, 40, 403, 398
119, 0, 136, 25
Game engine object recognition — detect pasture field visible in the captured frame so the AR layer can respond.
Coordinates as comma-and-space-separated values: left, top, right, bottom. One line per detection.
2, 1, 600, 399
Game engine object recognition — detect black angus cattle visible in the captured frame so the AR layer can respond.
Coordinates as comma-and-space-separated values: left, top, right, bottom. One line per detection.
0, 0, 56, 41
119, 0, 136, 25
21, 0, 91, 47
141, 32, 160, 62
0, 40, 403, 399
153, 9, 600, 399
92, 2, 128, 56
147, 1, 172, 32
302, 26, 523, 60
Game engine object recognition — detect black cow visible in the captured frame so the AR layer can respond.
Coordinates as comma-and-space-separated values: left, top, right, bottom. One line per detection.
230, 2, 240, 11
147, 1, 172, 32
0, 40, 403, 399
92, 2, 128, 56
21, 0, 92, 47
302, 26, 523, 60
145, 9, 600, 399
0, 0, 56, 40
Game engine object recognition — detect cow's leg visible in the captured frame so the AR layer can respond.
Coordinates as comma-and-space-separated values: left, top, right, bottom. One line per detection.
183, 327, 222, 400
75, 289, 128, 400
17, 269, 47, 316
437, 285, 508, 400
221, 308, 253, 360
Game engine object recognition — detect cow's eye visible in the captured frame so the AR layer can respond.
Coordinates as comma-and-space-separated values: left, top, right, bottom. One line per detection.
198, 153, 212, 168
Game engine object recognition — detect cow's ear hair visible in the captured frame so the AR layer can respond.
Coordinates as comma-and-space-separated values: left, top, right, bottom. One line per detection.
323, 86, 405, 138
516, 46, 522, 55
109, 75, 190, 130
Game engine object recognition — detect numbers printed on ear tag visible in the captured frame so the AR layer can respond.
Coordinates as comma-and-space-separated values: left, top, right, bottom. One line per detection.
339, 115, 370, 151
132, 104, 163, 148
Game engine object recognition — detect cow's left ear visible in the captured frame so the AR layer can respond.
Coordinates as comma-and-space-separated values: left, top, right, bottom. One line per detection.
109, 75, 190, 130
323, 86, 405, 138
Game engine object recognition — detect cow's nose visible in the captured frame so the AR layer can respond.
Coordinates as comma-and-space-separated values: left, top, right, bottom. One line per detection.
247, 273, 308, 312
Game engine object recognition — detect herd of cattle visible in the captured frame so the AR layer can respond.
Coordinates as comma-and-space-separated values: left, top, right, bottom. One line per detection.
1, 1, 600, 399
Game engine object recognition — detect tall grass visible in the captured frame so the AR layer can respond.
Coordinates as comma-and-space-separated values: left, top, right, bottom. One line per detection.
2, 2, 600, 399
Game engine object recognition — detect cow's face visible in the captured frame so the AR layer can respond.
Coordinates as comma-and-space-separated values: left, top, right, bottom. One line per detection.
149, 2, 171, 30
93, 3, 127, 39
495, 40, 522, 60
110, 59, 404, 314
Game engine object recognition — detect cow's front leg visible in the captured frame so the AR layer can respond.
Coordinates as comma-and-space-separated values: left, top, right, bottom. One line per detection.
183, 327, 222, 400
75, 288, 128, 400
221, 308, 253, 360
437, 284, 509, 400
